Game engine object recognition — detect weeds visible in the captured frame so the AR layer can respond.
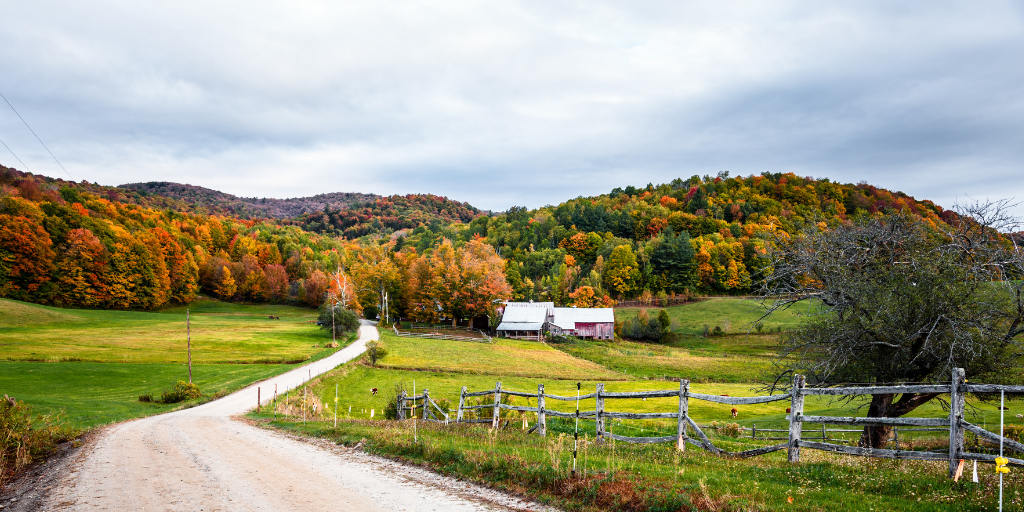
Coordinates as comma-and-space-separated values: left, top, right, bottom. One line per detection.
0, 395, 77, 485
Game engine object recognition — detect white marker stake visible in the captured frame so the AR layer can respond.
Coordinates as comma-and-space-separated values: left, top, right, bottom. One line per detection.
973, 460, 979, 483
334, 383, 338, 427
1000, 390, 1004, 512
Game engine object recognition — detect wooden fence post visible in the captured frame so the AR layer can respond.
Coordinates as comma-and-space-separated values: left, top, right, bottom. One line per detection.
456, 386, 467, 423
788, 374, 805, 463
538, 384, 547, 437
398, 390, 406, 420
595, 383, 605, 440
423, 389, 430, 420
677, 379, 689, 451
492, 382, 502, 429
949, 367, 966, 479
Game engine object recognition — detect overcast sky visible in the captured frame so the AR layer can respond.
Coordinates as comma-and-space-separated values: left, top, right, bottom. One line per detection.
1, 1, 1023, 213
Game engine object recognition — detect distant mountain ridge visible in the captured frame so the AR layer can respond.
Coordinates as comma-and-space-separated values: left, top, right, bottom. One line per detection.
118, 181, 380, 219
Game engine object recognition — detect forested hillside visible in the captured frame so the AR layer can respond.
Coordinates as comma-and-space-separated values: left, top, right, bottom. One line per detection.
119, 181, 379, 219
0, 165, 349, 310
0, 163, 961, 317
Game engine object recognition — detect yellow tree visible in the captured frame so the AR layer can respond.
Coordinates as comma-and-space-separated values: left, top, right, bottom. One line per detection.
603, 245, 640, 299
351, 242, 400, 321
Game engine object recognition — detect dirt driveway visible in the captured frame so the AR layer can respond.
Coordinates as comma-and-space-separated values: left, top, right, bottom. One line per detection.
16, 322, 550, 511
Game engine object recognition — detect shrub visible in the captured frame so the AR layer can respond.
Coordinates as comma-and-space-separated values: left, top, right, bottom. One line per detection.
317, 303, 361, 337
365, 340, 388, 366
138, 394, 153, 403
1, 395, 76, 485
383, 382, 406, 420
160, 381, 202, 404
621, 309, 666, 342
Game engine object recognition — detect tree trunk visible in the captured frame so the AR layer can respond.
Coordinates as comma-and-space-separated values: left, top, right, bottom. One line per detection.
859, 393, 894, 448
858, 391, 940, 449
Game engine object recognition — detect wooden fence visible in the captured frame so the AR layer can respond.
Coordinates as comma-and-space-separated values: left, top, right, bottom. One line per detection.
402, 368, 1024, 478
392, 325, 492, 342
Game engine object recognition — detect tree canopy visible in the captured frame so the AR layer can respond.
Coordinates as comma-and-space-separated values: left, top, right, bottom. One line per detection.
760, 202, 1024, 447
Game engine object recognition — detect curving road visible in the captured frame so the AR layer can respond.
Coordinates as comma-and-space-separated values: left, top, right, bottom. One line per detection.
41, 322, 547, 511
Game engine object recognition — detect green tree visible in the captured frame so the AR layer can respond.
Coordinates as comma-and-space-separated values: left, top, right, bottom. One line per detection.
650, 227, 697, 292
760, 204, 1024, 449
603, 245, 640, 298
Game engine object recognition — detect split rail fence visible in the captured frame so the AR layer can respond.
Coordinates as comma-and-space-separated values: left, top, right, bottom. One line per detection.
392, 325, 492, 343
396, 368, 1024, 478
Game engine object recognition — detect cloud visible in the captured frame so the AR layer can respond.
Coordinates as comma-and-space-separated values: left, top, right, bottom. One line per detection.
1, 1, 1022, 213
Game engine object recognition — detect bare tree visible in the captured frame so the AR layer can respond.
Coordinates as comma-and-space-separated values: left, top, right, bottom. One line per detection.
759, 200, 1024, 448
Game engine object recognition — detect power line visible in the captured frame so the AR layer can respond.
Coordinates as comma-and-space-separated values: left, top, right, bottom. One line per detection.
0, 135, 31, 172
0, 91, 72, 180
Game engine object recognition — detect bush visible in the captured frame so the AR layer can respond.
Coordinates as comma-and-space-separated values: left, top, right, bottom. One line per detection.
138, 394, 153, 403
621, 309, 668, 342
160, 381, 202, 404
365, 340, 388, 366
383, 382, 406, 420
318, 303, 361, 337
1, 395, 76, 485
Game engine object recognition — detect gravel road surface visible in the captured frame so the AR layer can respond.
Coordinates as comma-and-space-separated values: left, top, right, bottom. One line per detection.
27, 322, 549, 512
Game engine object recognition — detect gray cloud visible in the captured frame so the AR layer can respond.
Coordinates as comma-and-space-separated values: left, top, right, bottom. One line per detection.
1, 1, 1023, 215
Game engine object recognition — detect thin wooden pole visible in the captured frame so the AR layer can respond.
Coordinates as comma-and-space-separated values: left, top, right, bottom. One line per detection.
788, 374, 805, 463
677, 379, 689, 451
303, 387, 307, 424
537, 384, 546, 437
334, 383, 338, 427
186, 309, 192, 383
413, 380, 417, 442
595, 383, 605, 440
949, 367, 966, 479
492, 382, 503, 429
456, 386, 467, 423
1000, 389, 1005, 512
257, 387, 260, 413
573, 382, 581, 476
422, 389, 430, 421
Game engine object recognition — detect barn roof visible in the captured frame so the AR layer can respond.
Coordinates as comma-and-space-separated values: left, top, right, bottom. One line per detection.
549, 307, 615, 330
499, 306, 549, 324
504, 301, 554, 308
496, 322, 545, 331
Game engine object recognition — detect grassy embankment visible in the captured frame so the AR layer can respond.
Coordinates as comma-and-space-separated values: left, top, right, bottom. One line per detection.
0, 297, 345, 429
257, 298, 1022, 511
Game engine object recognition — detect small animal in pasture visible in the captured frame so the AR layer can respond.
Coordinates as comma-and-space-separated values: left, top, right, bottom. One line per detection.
731, 407, 738, 418
371, 388, 378, 396
268, 315, 280, 320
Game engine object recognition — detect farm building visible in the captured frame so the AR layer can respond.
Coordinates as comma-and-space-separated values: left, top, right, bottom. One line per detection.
495, 302, 553, 341
547, 307, 615, 340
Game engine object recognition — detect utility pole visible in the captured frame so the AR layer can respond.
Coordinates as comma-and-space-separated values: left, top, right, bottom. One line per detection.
187, 309, 192, 383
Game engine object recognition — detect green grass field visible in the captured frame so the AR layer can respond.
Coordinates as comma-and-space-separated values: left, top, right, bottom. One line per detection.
0, 361, 294, 429
616, 297, 815, 336
0, 297, 349, 430
0, 298, 330, 363
261, 301, 1023, 512
377, 331, 624, 380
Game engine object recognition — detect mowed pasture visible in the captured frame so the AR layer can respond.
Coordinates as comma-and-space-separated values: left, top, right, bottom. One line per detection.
0, 298, 331, 364
0, 361, 291, 429
377, 331, 624, 380
615, 297, 813, 336
0, 298, 343, 429
282, 297, 1023, 511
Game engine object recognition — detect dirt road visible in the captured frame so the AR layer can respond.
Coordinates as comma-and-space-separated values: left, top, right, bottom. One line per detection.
32, 323, 548, 511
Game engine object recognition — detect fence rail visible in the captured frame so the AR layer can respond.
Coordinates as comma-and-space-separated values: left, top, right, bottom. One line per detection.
392, 325, 492, 342
396, 368, 1024, 478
